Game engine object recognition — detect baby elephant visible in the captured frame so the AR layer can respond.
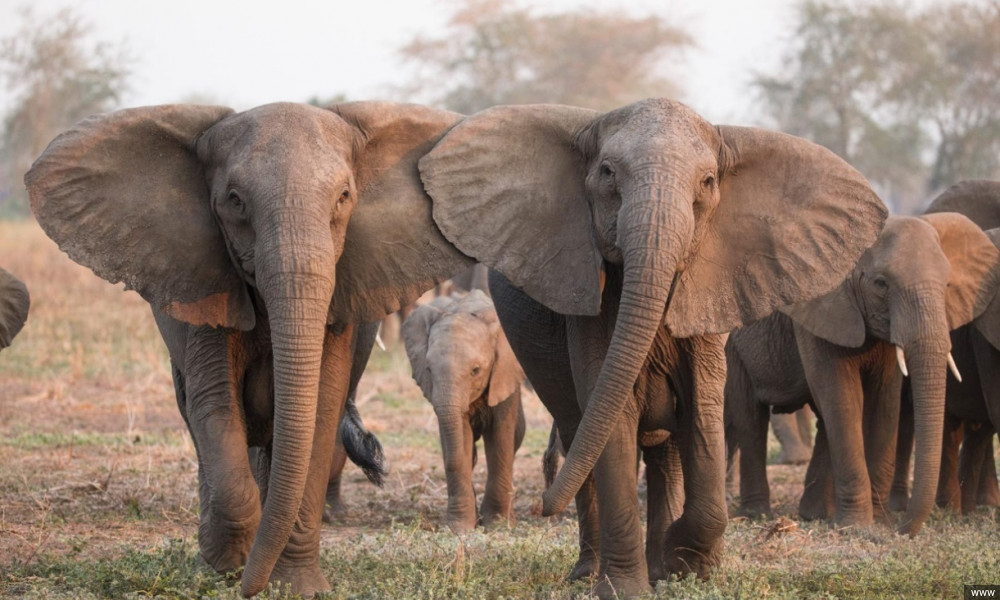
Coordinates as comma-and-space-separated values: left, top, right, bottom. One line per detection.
0, 267, 29, 351
403, 290, 526, 531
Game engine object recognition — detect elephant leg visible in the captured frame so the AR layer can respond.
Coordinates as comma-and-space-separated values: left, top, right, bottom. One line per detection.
861, 359, 902, 524
935, 414, 963, 511
660, 335, 727, 582
958, 423, 992, 514
799, 417, 835, 520
890, 385, 914, 512
972, 330, 1000, 507
724, 349, 771, 517
797, 332, 872, 527
772, 410, 812, 465
481, 388, 522, 528
183, 326, 260, 574
796, 405, 814, 448
543, 423, 562, 490
489, 272, 599, 578
977, 435, 1000, 507
322, 439, 348, 523
643, 435, 683, 584
269, 325, 354, 597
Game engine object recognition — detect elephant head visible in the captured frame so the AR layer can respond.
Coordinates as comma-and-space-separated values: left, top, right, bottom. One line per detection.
402, 290, 524, 530
419, 99, 887, 514
25, 101, 472, 596
0, 267, 29, 351
783, 213, 1000, 534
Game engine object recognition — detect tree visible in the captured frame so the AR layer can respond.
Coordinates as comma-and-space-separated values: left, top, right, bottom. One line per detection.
754, 0, 1000, 213
397, 0, 692, 114
0, 6, 130, 217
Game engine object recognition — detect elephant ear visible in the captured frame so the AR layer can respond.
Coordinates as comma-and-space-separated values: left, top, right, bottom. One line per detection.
971, 228, 1000, 350
779, 277, 867, 348
401, 301, 447, 399
327, 102, 476, 324
919, 212, 1000, 330
924, 180, 1000, 230
666, 126, 887, 337
0, 268, 30, 350
420, 104, 604, 316
24, 105, 254, 330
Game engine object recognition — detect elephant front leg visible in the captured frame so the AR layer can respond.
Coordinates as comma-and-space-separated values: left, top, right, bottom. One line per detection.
661, 335, 727, 581
889, 388, 914, 512
480, 388, 523, 528
322, 439, 348, 523
643, 435, 683, 584
798, 418, 835, 520
861, 359, 903, 524
183, 327, 260, 574
269, 325, 354, 598
591, 413, 650, 599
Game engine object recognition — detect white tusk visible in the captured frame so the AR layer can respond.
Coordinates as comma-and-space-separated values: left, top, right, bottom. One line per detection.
375, 324, 386, 352
947, 352, 962, 382
896, 345, 909, 377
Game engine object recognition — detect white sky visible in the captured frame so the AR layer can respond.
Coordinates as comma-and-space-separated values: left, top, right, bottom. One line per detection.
0, 0, 797, 126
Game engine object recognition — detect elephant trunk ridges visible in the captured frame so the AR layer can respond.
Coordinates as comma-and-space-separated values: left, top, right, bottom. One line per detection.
241, 205, 337, 598
543, 178, 690, 516
892, 285, 949, 536
435, 401, 477, 532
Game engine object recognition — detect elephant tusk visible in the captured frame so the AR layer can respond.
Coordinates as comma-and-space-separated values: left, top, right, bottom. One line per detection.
375, 324, 386, 352
896, 345, 909, 377
947, 352, 962, 383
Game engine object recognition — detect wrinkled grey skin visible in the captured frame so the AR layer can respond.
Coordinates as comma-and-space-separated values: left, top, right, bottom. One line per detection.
26, 101, 473, 598
402, 291, 526, 531
891, 181, 1000, 514
0, 267, 29, 352
725, 214, 1000, 536
420, 99, 887, 598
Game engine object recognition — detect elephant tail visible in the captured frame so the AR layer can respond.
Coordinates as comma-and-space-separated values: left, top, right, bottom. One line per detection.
340, 396, 387, 487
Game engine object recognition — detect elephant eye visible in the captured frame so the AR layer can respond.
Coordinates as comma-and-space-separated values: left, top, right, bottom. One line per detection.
599, 162, 615, 180
337, 189, 350, 205
702, 172, 716, 188
873, 275, 889, 290
471, 365, 482, 376
228, 190, 244, 208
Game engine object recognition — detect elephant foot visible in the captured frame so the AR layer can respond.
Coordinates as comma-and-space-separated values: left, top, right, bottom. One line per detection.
567, 551, 599, 581
736, 502, 772, 520
322, 494, 348, 524
198, 522, 254, 575
446, 514, 477, 534
832, 507, 874, 529
663, 538, 722, 581
797, 494, 833, 521
888, 488, 909, 512
593, 573, 652, 600
268, 557, 331, 599
480, 509, 515, 530
978, 484, 1000, 508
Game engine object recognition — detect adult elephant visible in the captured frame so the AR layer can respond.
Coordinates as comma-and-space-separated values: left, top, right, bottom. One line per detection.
418, 99, 887, 598
402, 291, 526, 531
0, 267, 30, 351
25, 102, 473, 598
891, 180, 1000, 514
726, 214, 1000, 534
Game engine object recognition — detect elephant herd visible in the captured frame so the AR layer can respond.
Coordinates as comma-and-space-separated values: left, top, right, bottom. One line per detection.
3, 96, 997, 598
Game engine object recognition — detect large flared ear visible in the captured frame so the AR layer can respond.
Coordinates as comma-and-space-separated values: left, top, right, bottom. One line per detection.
326, 102, 475, 324
666, 126, 888, 337
924, 180, 1000, 230
0, 268, 30, 350
401, 302, 447, 399
780, 278, 867, 348
420, 104, 604, 316
24, 105, 254, 330
919, 213, 1000, 329
970, 228, 1000, 350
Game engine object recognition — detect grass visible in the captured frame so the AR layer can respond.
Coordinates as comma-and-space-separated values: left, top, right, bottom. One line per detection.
2, 219, 999, 599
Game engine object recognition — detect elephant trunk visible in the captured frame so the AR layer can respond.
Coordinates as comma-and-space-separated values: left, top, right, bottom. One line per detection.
892, 285, 949, 536
241, 206, 337, 597
435, 401, 477, 532
542, 178, 690, 515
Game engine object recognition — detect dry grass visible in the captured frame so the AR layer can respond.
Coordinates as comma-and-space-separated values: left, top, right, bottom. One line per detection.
1, 219, 998, 599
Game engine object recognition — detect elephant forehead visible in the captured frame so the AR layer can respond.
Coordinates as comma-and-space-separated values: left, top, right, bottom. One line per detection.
211, 103, 357, 160
429, 314, 492, 350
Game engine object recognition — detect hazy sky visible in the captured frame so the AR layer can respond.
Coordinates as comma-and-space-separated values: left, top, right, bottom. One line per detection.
0, 0, 796, 125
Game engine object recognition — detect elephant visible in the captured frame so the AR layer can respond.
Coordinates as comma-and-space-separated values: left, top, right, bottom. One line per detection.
25, 101, 474, 597
417, 98, 887, 598
725, 214, 1000, 535
771, 406, 814, 465
0, 267, 30, 352
890, 180, 1000, 514
401, 290, 526, 531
